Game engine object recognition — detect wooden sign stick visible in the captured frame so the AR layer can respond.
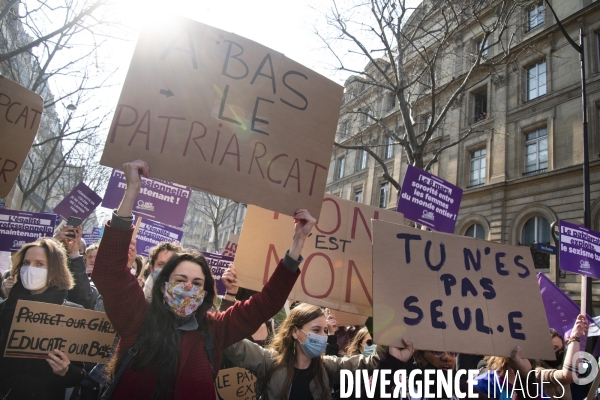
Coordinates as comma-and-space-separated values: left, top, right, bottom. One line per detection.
133, 216, 142, 238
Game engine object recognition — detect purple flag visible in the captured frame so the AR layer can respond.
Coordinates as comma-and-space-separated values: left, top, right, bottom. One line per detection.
135, 218, 183, 257
53, 182, 102, 221
559, 220, 600, 279
537, 273, 591, 348
397, 165, 462, 233
0, 209, 57, 251
101, 169, 191, 227
202, 252, 233, 296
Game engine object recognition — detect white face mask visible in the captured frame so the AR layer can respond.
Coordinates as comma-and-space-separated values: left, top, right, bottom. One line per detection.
20, 266, 48, 291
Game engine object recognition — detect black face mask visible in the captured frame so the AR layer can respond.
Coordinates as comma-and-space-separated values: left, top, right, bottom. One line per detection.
546, 347, 565, 369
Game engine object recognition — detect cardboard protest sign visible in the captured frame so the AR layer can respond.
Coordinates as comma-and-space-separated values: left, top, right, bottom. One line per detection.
0, 77, 44, 198
53, 182, 102, 221
4, 300, 116, 363
397, 165, 462, 233
135, 218, 183, 257
327, 309, 368, 327
0, 209, 57, 251
372, 220, 554, 359
100, 15, 343, 219
559, 220, 600, 279
102, 169, 191, 227
216, 367, 257, 400
234, 195, 405, 316
203, 252, 234, 296
222, 233, 239, 257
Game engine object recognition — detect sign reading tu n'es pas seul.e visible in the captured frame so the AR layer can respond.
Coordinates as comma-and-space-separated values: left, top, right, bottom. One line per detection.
135, 218, 183, 257
52, 181, 102, 221
102, 169, 191, 227
372, 220, 554, 359
99, 15, 343, 219
4, 300, 116, 363
0, 209, 57, 252
559, 220, 600, 279
397, 165, 462, 234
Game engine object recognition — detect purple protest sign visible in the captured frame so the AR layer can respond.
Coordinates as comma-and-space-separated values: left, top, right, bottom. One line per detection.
397, 165, 462, 233
135, 218, 183, 257
101, 169, 191, 227
53, 182, 102, 221
202, 252, 233, 296
92, 227, 100, 235
537, 273, 592, 347
82, 233, 100, 245
0, 209, 57, 251
559, 220, 600, 279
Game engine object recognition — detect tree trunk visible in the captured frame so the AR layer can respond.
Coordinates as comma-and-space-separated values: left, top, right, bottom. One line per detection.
213, 225, 220, 253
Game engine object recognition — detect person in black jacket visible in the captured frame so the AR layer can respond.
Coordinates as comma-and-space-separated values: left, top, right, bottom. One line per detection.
0, 237, 87, 399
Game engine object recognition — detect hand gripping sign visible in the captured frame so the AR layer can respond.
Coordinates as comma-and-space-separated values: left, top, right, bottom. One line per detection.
99, 15, 343, 219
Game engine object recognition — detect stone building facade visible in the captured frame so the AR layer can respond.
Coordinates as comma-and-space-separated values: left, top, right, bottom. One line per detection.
326, 0, 600, 303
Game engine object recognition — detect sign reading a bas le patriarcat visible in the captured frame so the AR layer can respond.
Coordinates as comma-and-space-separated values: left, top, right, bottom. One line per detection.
100, 15, 343, 219
372, 220, 554, 359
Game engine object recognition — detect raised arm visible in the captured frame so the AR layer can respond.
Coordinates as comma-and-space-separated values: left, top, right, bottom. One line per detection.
62, 226, 94, 309
549, 315, 588, 384
92, 160, 149, 343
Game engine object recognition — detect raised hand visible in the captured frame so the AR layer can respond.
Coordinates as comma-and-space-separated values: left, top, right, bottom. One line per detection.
64, 226, 83, 258
293, 209, 316, 241
222, 264, 238, 293
117, 160, 150, 218
389, 339, 414, 362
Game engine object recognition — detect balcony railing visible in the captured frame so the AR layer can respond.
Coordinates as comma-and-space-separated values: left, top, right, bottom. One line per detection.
522, 168, 547, 176
466, 183, 485, 189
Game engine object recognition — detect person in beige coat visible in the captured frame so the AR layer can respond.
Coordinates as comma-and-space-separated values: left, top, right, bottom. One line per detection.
223, 303, 379, 400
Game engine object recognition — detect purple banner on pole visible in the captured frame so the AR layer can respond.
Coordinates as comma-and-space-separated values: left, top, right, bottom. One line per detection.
53, 182, 102, 222
537, 273, 591, 347
397, 165, 462, 233
559, 220, 600, 279
135, 218, 183, 257
0, 209, 57, 251
202, 252, 233, 296
101, 169, 191, 227
82, 233, 100, 245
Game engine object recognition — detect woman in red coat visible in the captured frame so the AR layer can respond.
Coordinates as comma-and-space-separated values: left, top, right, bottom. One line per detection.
93, 160, 316, 400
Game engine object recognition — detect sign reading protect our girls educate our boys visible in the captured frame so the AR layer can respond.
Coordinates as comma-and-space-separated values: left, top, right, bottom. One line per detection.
397, 165, 462, 234
0, 209, 57, 252
559, 220, 600, 279
99, 15, 343, 220
102, 169, 191, 227
372, 220, 554, 359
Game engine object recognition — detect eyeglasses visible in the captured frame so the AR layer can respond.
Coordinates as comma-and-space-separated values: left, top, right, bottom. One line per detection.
432, 351, 458, 358
365, 339, 374, 346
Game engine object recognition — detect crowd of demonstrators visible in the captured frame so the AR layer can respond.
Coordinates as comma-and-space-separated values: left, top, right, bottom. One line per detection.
345, 326, 374, 356
142, 241, 183, 301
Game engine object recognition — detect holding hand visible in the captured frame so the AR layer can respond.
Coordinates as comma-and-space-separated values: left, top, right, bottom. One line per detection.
47, 349, 70, 377
117, 160, 150, 218
326, 314, 339, 335
2, 276, 14, 297
64, 226, 83, 258
571, 314, 588, 338
127, 239, 137, 268
389, 338, 414, 362
507, 346, 531, 376
222, 264, 238, 294
293, 209, 316, 241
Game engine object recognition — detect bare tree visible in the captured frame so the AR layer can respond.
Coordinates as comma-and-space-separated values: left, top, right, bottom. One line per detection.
319, 0, 527, 190
189, 192, 238, 253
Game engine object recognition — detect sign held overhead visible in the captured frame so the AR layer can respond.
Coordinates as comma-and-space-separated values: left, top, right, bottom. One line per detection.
100, 15, 343, 219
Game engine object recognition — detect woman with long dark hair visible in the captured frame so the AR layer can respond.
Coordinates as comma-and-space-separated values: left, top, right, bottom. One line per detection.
223, 303, 380, 400
92, 160, 316, 400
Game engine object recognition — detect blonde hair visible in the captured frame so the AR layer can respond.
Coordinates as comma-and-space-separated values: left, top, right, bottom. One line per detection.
485, 356, 510, 376
345, 326, 370, 356
11, 238, 74, 290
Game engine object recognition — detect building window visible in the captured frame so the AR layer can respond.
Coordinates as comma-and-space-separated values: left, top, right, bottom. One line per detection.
524, 128, 548, 174
527, 61, 546, 101
336, 156, 345, 180
357, 149, 367, 171
384, 136, 394, 159
364, 111, 370, 125
469, 148, 486, 187
465, 223, 485, 239
379, 182, 389, 208
472, 88, 488, 124
342, 122, 349, 137
354, 189, 363, 203
476, 37, 488, 58
387, 94, 396, 111
521, 215, 551, 269
423, 115, 431, 131
527, 3, 544, 32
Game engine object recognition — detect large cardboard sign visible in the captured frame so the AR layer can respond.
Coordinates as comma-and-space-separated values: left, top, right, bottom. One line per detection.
4, 300, 117, 363
216, 367, 257, 400
102, 169, 191, 227
135, 218, 183, 257
202, 252, 234, 296
372, 220, 554, 359
559, 220, 600, 279
53, 182, 102, 221
234, 195, 405, 316
100, 15, 343, 219
0, 77, 44, 198
397, 165, 462, 234
0, 209, 57, 251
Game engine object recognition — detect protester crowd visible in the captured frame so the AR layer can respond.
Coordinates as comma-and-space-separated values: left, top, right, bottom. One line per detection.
0, 160, 595, 400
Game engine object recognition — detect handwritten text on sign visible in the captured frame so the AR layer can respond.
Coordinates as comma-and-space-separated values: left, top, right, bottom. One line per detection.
559, 220, 600, 279
0, 209, 57, 252
216, 367, 257, 400
372, 220, 554, 359
4, 300, 117, 363
99, 15, 343, 219
0, 77, 44, 198
234, 195, 405, 317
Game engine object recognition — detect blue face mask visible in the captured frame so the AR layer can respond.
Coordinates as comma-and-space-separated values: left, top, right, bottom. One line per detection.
153, 269, 161, 280
298, 330, 327, 358
363, 344, 377, 356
